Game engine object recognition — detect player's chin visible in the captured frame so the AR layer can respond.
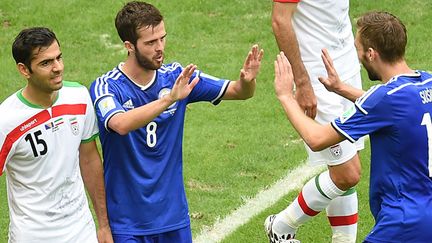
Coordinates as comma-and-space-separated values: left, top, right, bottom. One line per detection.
153, 61, 163, 69
51, 77, 63, 88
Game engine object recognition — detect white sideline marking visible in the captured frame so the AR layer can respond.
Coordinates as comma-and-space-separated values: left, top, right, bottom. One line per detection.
193, 162, 326, 243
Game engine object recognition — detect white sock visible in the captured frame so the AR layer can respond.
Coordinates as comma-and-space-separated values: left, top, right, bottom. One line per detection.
273, 170, 345, 236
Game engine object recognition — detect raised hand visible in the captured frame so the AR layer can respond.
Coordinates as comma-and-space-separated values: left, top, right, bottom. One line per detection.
170, 64, 200, 101
318, 48, 365, 102
274, 52, 295, 100
240, 44, 264, 82
318, 48, 343, 92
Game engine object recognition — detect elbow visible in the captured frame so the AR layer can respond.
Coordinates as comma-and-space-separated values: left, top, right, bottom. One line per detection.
242, 92, 254, 100
305, 138, 327, 152
308, 143, 324, 152
271, 17, 285, 35
109, 120, 131, 136
115, 128, 130, 136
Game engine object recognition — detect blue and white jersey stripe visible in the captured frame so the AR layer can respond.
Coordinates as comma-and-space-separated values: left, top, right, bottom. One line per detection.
332, 70, 432, 242
88, 62, 229, 236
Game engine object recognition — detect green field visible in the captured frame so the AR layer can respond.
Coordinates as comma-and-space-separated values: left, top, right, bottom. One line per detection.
0, 1, 431, 242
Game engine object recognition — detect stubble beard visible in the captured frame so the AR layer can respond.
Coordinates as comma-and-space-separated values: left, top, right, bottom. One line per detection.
135, 49, 163, 70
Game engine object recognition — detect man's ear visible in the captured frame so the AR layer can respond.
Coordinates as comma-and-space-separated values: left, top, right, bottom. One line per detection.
124, 41, 135, 53
17, 63, 31, 79
367, 47, 378, 61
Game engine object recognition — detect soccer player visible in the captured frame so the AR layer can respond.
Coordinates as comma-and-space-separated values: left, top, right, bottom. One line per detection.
273, 11, 432, 243
89, 1, 263, 243
267, 0, 364, 242
0, 27, 112, 242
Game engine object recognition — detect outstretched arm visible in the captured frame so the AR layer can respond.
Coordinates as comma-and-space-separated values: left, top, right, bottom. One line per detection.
272, 2, 317, 118
222, 44, 264, 100
108, 64, 200, 135
79, 140, 113, 243
318, 49, 365, 102
274, 52, 344, 151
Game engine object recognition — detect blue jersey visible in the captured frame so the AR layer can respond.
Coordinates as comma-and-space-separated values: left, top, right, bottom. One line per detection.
89, 62, 229, 235
332, 71, 432, 242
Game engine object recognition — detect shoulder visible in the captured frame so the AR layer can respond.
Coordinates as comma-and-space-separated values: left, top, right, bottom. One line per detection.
158, 62, 183, 75
0, 93, 26, 130
0, 92, 21, 111
61, 81, 88, 95
91, 65, 124, 88
156, 62, 184, 84
90, 65, 124, 98
63, 81, 85, 88
355, 84, 392, 113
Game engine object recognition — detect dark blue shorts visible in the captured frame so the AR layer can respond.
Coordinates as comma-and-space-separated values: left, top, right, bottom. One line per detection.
113, 225, 192, 243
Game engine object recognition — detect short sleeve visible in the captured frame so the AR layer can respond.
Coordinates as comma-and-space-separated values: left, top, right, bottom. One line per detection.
81, 88, 99, 143
89, 76, 125, 132
187, 70, 229, 105
332, 85, 393, 142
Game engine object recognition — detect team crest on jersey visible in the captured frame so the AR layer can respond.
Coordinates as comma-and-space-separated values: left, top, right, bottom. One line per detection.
329, 144, 342, 158
159, 88, 177, 115
69, 117, 79, 135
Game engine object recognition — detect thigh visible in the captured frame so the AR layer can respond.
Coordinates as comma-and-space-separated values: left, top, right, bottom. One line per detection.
113, 234, 141, 243
155, 226, 192, 243
113, 226, 192, 243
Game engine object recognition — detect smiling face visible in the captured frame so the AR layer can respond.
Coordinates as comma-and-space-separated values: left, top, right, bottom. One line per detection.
132, 21, 167, 71
20, 40, 64, 94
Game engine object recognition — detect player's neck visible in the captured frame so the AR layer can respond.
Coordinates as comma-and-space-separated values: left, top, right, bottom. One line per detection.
22, 85, 58, 108
381, 60, 413, 83
122, 60, 155, 86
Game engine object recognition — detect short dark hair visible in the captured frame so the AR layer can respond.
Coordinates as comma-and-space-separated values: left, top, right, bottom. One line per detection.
12, 27, 59, 72
356, 11, 407, 63
115, 1, 163, 45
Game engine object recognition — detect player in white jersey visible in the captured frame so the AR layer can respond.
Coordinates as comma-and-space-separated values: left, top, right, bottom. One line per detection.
0, 27, 113, 243
267, 0, 364, 242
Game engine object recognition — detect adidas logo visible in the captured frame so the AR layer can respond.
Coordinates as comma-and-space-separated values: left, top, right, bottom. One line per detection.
122, 99, 134, 109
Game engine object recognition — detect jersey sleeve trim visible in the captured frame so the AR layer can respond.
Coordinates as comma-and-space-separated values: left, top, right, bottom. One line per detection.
81, 133, 99, 143
211, 80, 230, 105
104, 110, 125, 132
331, 121, 356, 143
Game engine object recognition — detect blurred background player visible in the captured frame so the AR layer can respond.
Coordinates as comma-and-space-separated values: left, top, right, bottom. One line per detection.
267, 0, 364, 242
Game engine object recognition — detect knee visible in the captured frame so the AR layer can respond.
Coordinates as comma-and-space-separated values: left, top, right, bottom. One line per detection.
331, 169, 361, 191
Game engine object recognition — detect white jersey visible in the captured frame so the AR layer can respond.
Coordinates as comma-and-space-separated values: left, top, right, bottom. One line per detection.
283, 0, 364, 165
0, 81, 98, 243
292, 0, 360, 86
